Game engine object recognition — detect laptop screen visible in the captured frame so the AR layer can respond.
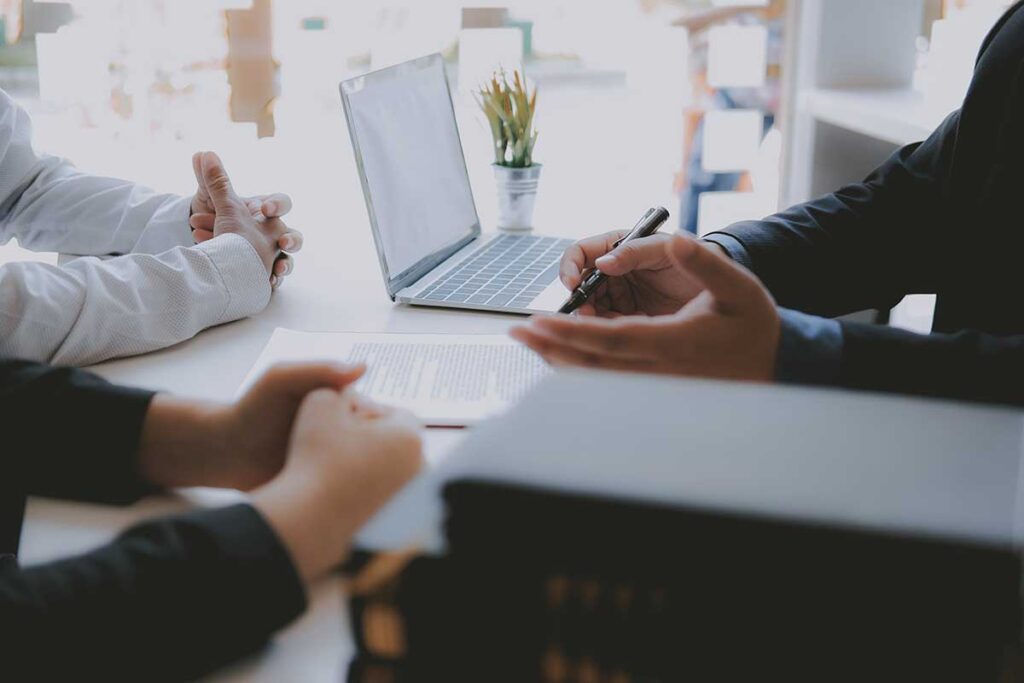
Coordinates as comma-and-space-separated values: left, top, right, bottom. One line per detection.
341, 54, 480, 295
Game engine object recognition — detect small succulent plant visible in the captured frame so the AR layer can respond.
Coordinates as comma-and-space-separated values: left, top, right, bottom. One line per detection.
476, 69, 538, 168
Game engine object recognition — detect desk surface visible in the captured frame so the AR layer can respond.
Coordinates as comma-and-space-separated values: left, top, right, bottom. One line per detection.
16, 118, 610, 679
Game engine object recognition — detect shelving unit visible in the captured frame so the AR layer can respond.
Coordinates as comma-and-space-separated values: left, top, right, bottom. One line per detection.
780, 0, 943, 332
799, 87, 946, 147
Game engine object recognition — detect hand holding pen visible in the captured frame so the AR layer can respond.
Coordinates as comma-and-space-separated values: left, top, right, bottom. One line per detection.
558, 207, 671, 315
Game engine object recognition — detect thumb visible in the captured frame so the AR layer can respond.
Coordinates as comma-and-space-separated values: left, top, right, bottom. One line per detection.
665, 235, 759, 309
201, 151, 241, 216
595, 234, 674, 276
191, 152, 210, 205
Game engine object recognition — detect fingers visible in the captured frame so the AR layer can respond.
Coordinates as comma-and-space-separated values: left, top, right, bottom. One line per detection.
665, 235, 760, 310
258, 362, 366, 400
192, 152, 210, 205
593, 233, 676, 276
295, 387, 356, 430
273, 255, 293, 278
193, 228, 214, 243
606, 277, 638, 316
527, 315, 668, 360
278, 229, 303, 253
200, 151, 242, 217
272, 254, 293, 288
560, 230, 628, 289
375, 405, 423, 435
245, 198, 264, 218
261, 193, 293, 218
190, 213, 215, 231
509, 324, 658, 373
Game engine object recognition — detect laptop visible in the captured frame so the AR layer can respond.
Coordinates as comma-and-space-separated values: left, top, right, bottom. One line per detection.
339, 53, 574, 315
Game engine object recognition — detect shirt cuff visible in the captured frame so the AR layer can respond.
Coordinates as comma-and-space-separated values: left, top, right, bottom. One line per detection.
775, 308, 844, 386
702, 232, 753, 271
134, 195, 194, 254
195, 233, 271, 322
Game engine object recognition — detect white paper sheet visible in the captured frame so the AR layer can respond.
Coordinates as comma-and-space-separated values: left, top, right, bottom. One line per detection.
239, 329, 550, 427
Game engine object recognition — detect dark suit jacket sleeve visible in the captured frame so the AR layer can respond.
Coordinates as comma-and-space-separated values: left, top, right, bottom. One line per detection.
1, 360, 308, 678
704, 112, 958, 319
837, 321, 1024, 406
0, 359, 157, 504
1, 503, 307, 680
703, 112, 1024, 406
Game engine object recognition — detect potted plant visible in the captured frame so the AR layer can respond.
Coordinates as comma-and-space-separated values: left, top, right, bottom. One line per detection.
477, 69, 540, 231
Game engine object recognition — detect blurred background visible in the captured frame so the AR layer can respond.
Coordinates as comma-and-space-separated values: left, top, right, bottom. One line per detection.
0, 1, 775, 262
0, 0, 1012, 331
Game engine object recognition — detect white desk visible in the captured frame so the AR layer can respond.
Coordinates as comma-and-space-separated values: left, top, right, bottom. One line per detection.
14, 143, 606, 679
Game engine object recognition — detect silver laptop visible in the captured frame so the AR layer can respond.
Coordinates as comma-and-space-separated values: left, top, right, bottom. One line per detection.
339, 53, 573, 315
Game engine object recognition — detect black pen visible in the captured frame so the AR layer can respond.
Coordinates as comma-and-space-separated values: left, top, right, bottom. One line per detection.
558, 206, 670, 315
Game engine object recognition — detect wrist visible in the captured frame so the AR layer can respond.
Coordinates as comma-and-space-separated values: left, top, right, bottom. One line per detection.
221, 227, 275, 275
252, 465, 356, 581
195, 234, 272, 319
703, 240, 730, 258
138, 396, 237, 488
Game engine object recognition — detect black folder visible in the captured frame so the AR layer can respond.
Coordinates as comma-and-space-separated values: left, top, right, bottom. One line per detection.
347, 479, 1023, 682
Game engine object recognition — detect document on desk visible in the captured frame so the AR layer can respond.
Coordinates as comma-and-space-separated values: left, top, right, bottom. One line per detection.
240, 328, 550, 427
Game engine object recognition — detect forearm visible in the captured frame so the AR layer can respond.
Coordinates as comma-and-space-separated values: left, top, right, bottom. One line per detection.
0, 233, 269, 366
3, 158, 193, 256
837, 322, 1024, 406
0, 87, 192, 256
137, 395, 235, 489
2, 503, 306, 680
252, 461, 411, 582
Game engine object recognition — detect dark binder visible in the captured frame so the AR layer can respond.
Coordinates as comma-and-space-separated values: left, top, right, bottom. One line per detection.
347, 480, 1023, 682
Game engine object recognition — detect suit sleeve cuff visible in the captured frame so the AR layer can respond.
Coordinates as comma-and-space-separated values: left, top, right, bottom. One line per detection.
776, 308, 844, 386
17, 365, 158, 504
702, 232, 753, 270
195, 233, 271, 322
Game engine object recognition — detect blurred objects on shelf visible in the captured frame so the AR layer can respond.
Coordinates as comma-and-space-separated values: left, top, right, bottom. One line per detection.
461, 7, 507, 29
923, 0, 1013, 115
226, 0, 278, 138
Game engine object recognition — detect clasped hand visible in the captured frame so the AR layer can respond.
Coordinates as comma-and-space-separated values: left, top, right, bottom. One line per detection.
511, 231, 782, 382
139, 363, 424, 581
190, 151, 304, 289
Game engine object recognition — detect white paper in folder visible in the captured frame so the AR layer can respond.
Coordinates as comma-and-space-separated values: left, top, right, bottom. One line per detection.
239, 328, 550, 426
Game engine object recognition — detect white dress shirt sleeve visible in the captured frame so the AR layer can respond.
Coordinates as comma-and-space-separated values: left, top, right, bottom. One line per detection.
0, 88, 272, 365
0, 89, 195, 256
0, 234, 270, 366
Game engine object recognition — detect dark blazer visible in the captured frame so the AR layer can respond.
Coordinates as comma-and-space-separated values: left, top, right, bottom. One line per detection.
706, 1, 1024, 406
0, 360, 306, 680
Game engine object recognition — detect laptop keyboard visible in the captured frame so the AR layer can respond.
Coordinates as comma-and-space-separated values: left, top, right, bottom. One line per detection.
415, 234, 574, 309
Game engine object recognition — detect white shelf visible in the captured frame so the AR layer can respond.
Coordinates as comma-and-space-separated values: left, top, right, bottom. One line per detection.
801, 87, 951, 147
